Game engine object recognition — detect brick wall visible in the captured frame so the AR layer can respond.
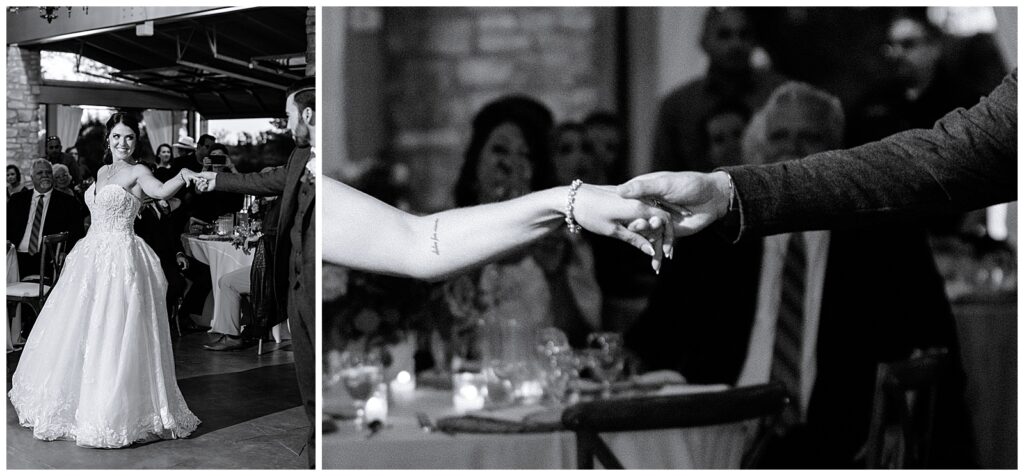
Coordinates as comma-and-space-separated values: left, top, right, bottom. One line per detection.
384, 7, 602, 211
306, 7, 316, 76
7, 45, 42, 177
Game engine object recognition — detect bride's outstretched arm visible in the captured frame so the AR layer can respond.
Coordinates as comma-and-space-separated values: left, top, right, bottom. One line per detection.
323, 176, 673, 281
133, 165, 193, 199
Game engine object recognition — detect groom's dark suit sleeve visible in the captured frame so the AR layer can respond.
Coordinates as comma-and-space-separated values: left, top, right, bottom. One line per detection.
214, 167, 289, 196
722, 68, 1017, 241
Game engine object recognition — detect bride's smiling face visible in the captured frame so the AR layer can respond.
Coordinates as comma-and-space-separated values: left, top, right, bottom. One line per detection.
108, 123, 136, 161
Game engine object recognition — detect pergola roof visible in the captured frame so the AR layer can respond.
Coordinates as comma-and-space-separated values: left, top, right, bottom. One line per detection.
10, 7, 308, 119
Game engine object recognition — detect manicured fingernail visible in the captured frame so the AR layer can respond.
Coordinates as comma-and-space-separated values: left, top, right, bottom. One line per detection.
642, 243, 654, 256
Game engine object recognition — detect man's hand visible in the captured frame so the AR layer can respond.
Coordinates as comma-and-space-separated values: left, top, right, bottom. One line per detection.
176, 252, 190, 271
617, 171, 733, 237
196, 172, 218, 192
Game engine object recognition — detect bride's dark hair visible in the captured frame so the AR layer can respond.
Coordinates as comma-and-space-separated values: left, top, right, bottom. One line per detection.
102, 112, 142, 165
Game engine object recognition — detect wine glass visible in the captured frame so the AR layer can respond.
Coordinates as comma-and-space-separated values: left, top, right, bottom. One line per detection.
586, 332, 625, 399
337, 349, 384, 428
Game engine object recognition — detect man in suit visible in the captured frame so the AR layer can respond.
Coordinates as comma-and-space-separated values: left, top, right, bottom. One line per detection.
197, 77, 316, 468
617, 69, 1016, 240
7, 159, 84, 277
626, 82, 972, 467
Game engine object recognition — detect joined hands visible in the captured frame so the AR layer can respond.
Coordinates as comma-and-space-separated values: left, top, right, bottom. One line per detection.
179, 169, 218, 192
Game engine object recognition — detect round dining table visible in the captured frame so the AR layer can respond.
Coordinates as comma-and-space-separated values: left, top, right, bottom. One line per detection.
181, 235, 290, 342
322, 384, 749, 469
182, 235, 252, 326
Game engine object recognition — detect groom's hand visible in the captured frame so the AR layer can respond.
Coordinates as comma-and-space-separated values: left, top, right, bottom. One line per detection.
196, 172, 218, 192
617, 171, 733, 237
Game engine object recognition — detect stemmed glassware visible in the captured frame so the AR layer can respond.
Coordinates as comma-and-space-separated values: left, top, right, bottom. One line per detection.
334, 348, 384, 429
585, 332, 625, 399
536, 327, 575, 404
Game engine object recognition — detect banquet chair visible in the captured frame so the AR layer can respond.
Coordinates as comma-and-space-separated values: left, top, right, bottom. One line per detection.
562, 382, 789, 469
7, 232, 70, 319
862, 348, 951, 469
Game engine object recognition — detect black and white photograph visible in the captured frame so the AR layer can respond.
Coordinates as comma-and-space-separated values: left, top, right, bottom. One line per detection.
6, 6, 315, 469
320, 6, 1016, 470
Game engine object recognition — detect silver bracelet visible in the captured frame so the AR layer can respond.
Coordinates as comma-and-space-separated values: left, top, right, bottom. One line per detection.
565, 179, 583, 234
725, 172, 736, 211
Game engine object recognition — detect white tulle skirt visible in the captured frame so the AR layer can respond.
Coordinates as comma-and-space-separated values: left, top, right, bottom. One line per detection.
8, 230, 200, 448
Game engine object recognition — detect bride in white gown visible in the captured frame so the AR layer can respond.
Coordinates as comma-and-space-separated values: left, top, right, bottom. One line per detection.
9, 112, 202, 448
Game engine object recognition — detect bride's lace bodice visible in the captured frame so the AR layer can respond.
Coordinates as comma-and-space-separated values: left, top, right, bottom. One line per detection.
85, 184, 141, 235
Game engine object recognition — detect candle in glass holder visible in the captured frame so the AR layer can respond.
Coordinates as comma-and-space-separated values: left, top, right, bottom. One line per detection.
518, 379, 545, 404
391, 370, 416, 402
364, 384, 389, 424
452, 372, 487, 414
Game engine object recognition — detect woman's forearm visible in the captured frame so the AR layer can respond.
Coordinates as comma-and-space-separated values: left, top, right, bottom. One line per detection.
323, 177, 568, 280
401, 187, 568, 280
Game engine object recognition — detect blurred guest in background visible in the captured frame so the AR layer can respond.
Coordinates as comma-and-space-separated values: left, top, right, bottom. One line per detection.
51, 163, 86, 214
153, 143, 177, 183
628, 82, 971, 468
849, 12, 1007, 147
44, 136, 84, 185
552, 122, 596, 185
193, 144, 244, 222
8, 164, 25, 199
848, 11, 1008, 235
173, 134, 215, 174
703, 102, 751, 166
651, 7, 785, 172
582, 111, 628, 185
447, 96, 601, 348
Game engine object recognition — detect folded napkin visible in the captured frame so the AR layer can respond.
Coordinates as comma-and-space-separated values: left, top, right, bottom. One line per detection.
197, 234, 233, 241
578, 370, 688, 394
436, 405, 564, 434
655, 383, 730, 396
467, 404, 563, 424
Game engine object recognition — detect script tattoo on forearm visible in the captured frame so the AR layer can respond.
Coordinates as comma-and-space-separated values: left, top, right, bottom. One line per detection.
430, 218, 440, 255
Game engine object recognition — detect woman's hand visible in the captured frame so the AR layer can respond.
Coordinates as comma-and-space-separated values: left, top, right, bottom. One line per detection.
179, 168, 198, 187
570, 184, 675, 273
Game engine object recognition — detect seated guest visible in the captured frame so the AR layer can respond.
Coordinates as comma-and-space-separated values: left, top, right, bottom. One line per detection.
7, 159, 84, 277
8, 164, 25, 199
445, 97, 600, 349
206, 192, 285, 351
153, 143, 177, 183
626, 82, 971, 468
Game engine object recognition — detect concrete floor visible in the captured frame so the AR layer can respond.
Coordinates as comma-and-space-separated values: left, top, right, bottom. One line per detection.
7, 332, 308, 469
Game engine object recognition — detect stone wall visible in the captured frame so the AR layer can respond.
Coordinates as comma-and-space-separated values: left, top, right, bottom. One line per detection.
383, 7, 603, 211
7, 45, 42, 178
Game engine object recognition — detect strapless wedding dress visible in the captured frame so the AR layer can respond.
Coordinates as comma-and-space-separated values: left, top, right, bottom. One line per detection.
9, 183, 200, 448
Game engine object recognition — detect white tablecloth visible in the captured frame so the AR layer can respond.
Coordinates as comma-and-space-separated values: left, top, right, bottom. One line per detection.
322, 386, 749, 469
182, 236, 288, 342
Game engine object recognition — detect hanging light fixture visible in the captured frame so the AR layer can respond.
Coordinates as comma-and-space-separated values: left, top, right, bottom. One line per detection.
7, 7, 89, 24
